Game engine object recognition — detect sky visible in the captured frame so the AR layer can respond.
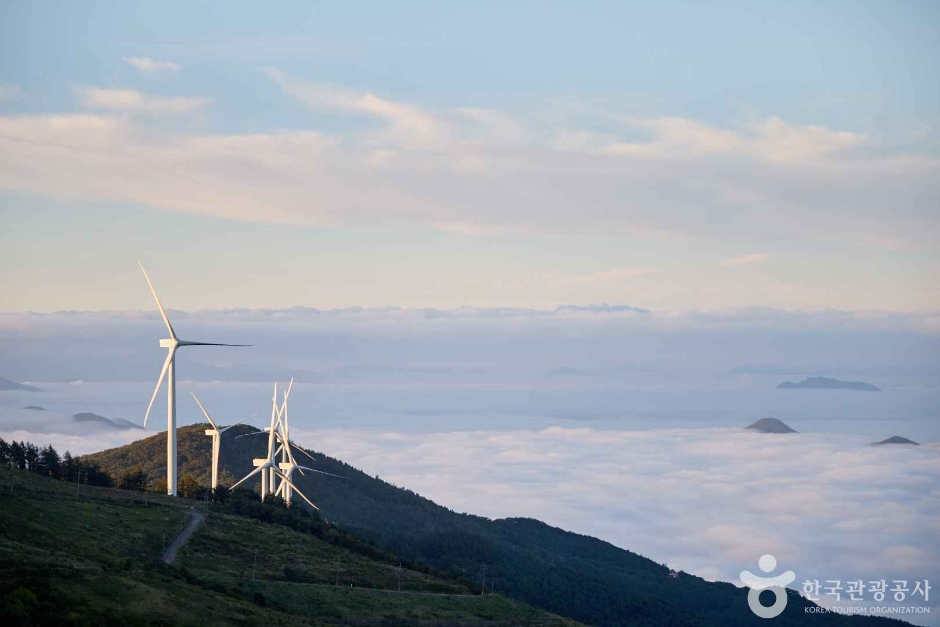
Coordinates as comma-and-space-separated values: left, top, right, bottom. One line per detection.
1, 1, 938, 313
1, 7, 938, 619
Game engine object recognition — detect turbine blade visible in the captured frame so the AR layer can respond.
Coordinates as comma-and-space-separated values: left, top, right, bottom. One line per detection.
144, 348, 174, 427
294, 446, 318, 463
295, 465, 344, 479
285, 442, 301, 465
177, 341, 251, 347
271, 469, 319, 510
283, 445, 300, 472
235, 430, 266, 440
190, 392, 219, 430
230, 464, 266, 490
138, 262, 176, 340
219, 420, 245, 434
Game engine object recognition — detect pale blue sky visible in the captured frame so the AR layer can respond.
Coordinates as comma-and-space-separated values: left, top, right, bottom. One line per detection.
1, 1, 938, 312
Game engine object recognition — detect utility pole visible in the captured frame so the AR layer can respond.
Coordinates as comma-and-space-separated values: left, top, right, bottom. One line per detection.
75, 470, 81, 498
334, 555, 340, 587
482, 565, 486, 595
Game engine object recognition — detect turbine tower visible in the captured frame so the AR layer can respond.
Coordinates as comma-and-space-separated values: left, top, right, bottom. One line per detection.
191, 392, 245, 490
139, 262, 249, 496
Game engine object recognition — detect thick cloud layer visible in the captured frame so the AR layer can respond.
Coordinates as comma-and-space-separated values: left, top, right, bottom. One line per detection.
303, 426, 939, 622
2, 307, 939, 387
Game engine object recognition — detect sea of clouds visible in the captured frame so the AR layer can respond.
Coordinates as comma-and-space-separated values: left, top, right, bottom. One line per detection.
2, 306, 938, 624
3, 401, 937, 623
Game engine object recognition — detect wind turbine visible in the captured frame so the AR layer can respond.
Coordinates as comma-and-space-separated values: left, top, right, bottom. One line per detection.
138, 262, 249, 496
231, 380, 341, 508
191, 392, 246, 491
235, 382, 288, 499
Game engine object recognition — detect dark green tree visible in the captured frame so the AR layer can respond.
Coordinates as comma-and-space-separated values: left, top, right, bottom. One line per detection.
9, 441, 26, 470
39, 445, 60, 478
23, 443, 39, 472
61, 450, 78, 482
178, 473, 203, 499
117, 465, 149, 492
80, 461, 113, 487
212, 484, 230, 503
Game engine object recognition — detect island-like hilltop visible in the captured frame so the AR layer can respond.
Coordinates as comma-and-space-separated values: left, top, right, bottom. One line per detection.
871, 435, 920, 446
777, 376, 879, 391
0, 376, 43, 392
746, 417, 798, 433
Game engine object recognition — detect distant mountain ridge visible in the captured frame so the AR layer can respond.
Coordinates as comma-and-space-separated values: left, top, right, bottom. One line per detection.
0, 377, 43, 392
778, 376, 880, 391
72, 412, 139, 430
81, 425, 905, 627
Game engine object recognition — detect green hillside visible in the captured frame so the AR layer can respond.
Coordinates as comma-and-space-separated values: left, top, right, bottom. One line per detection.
0, 467, 580, 626
82, 426, 907, 627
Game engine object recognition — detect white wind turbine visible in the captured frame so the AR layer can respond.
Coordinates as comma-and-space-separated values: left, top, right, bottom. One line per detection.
273, 385, 311, 506
232, 380, 341, 509
139, 262, 249, 496
190, 392, 247, 491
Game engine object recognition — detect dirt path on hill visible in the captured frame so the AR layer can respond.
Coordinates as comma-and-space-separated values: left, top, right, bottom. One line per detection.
162, 509, 203, 565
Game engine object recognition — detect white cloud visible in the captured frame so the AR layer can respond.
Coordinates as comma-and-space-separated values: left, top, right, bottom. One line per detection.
122, 57, 180, 74
76, 87, 211, 115
0, 72, 936, 250
606, 116, 863, 165
265, 68, 443, 149
719, 253, 771, 268
0, 83, 25, 102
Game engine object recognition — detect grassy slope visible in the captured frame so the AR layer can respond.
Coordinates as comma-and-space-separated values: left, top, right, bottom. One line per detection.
83, 427, 906, 627
0, 468, 580, 626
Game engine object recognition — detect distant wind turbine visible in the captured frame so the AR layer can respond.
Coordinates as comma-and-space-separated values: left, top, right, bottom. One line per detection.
231, 379, 341, 508
138, 262, 249, 496
191, 392, 248, 491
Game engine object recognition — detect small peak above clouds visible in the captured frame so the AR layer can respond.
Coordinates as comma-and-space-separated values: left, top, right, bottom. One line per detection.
745, 417, 797, 433
72, 412, 138, 430
0, 377, 42, 392
777, 376, 880, 391
871, 435, 919, 446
